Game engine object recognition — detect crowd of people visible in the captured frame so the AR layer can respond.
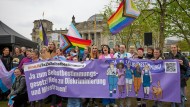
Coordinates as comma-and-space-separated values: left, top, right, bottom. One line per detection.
0, 42, 190, 107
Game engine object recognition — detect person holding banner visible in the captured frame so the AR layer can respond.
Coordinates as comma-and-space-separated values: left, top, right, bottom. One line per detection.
53, 48, 66, 61
129, 46, 136, 58
46, 42, 63, 107
145, 47, 154, 59
52, 48, 66, 107
110, 48, 115, 55
114, 44, 131, 107
99, 45, 117, 107
8, 68, 28, 107
82, 46, 98, 107
47, 42, 57, 59
90, 45, 99, 59
18, 49, 32, 71
40, 46, 49, 60
136, 48, 146, 107
114, 45, 120, 53
30, 49, 43, 107
166, 44, 189, 107
67, 56, 82, 107
114, 44, 131, 59
75, 46, 82, 61
151, 47, 163, 107
82, 46, 91, 61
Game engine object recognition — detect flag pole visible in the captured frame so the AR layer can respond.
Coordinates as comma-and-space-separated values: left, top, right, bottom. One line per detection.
93, 14, 96, 46
42, 12, 44, 19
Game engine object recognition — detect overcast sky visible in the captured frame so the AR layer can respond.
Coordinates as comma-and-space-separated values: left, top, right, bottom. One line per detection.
0, 0, 110, 40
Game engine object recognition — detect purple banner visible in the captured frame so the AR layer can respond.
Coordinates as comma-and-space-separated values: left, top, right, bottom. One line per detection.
24, 59, 180, 103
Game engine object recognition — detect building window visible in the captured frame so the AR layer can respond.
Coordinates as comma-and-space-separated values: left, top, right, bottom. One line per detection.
37, 38, 41, 43
109, 35, 114, 40
48, 37, 51, 42
84, 34, 88, 40
109, 42, 114, 48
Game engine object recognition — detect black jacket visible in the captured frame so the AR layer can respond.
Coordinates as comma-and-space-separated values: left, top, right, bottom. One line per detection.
1, 55, 12, 71
165, 52, 189, 87
10, 75, 27, 96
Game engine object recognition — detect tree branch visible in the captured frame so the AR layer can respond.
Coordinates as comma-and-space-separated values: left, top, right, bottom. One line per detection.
156, 0, 162, 11
141, 9, 161, 13
166, 0, 176, 6
175, 0, 190, 18
142, 11, 156, 21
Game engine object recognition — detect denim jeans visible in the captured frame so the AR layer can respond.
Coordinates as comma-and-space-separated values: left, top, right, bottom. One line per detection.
67, 98, 81, 107
171, 87, 185, 107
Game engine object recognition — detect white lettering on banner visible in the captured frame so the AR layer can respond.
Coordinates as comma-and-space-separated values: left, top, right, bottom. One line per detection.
58, 79, 64, 84
31, 88, 41, 96
24, 61, 86, 71
126, 61, 162, 71
36, 72, 47, 78
150, 64, 162, 70
30, 79, 48, 89
65, 78, 106, 85
47, 69, 98, 78
41, 85, 67, 93
29, 73, 36, 80
48, 77, 58, 83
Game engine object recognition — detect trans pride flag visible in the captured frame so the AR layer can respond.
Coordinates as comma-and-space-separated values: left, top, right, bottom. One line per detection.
108, 0, 140, 35
67, 23, 82, 39
0, 60, 15, 92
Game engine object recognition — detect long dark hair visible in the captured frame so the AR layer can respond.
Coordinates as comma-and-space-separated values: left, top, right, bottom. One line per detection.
101, 45, 110, 54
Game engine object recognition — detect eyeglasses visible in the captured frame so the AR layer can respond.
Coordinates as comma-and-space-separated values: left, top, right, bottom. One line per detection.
93, 48, 97, 49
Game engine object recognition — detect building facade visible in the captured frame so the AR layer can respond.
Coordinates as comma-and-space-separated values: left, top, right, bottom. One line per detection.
31, 14, 118, 50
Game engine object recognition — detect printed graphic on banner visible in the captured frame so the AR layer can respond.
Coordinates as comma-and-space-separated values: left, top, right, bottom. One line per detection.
24, 59, 180, 103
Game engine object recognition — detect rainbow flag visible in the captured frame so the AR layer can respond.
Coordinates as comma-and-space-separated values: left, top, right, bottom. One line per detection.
67, 23, 82, 39
108, 0, 140, 35
66, 35, 91, 49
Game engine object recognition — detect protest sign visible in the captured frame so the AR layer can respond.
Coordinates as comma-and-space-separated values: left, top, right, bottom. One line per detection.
24, 59, 180, 103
